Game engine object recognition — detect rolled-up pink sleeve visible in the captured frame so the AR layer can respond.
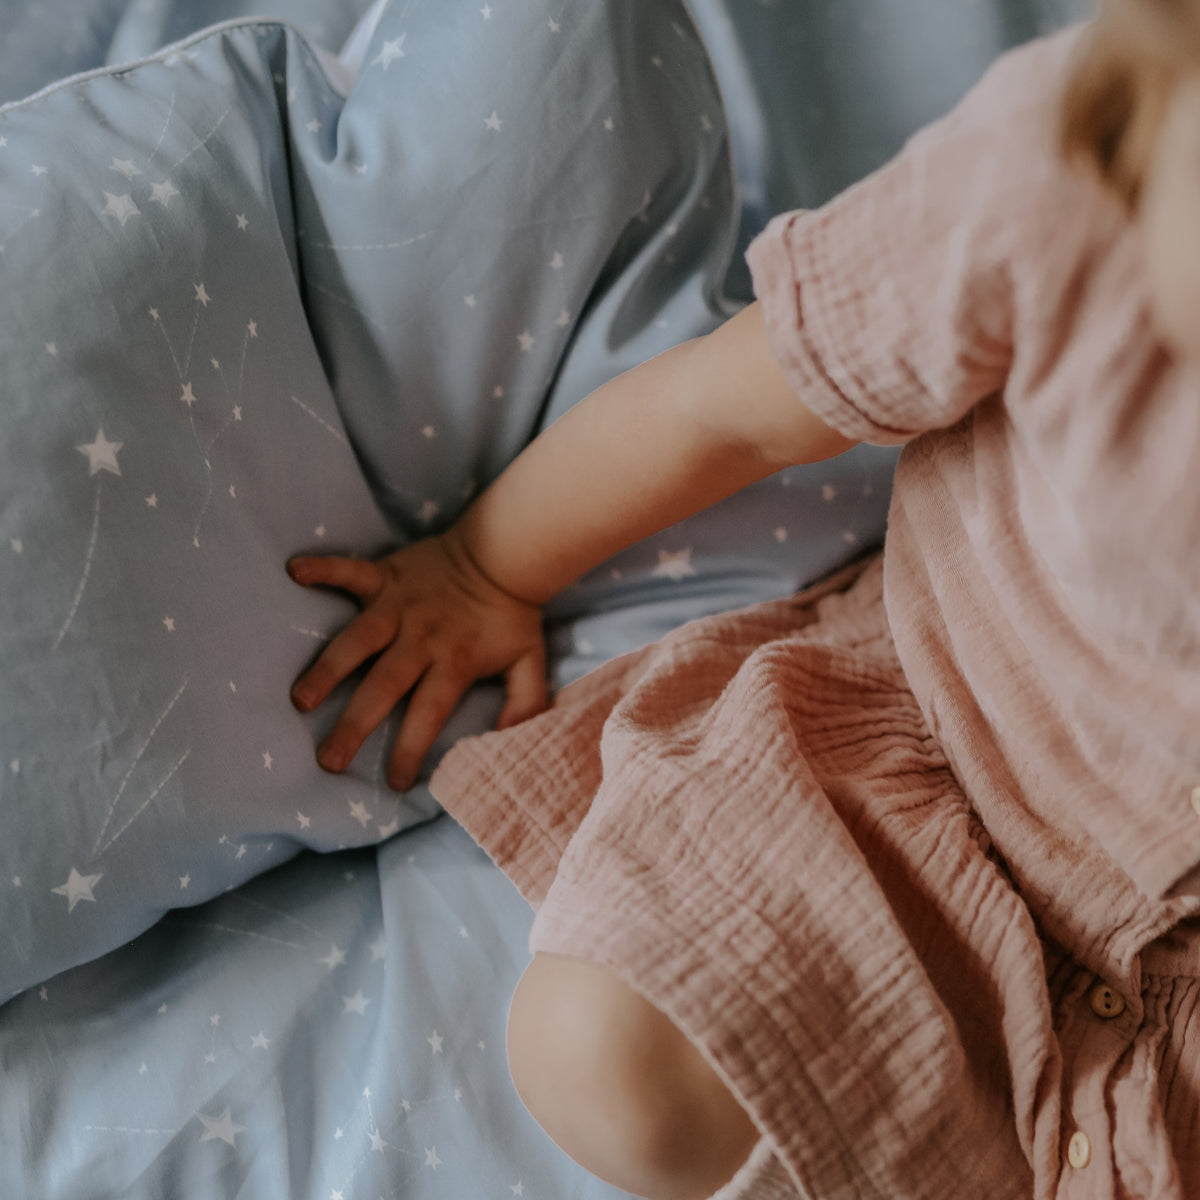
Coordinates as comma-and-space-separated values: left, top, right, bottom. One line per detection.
746, 42, 1043, 446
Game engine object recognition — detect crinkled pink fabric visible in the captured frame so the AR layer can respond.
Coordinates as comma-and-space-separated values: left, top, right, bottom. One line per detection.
433, 26, 1200, 1199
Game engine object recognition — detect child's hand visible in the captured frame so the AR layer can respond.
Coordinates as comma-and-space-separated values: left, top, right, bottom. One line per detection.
287, 533, 546, 791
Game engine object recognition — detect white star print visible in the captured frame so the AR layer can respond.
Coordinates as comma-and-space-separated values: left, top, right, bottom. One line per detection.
77, 429, 123, 476
368, 935, 387, 962
555, 309, 571, 327
774, 527, 788, 543
9, 539, 19, 554
179, 874, 190, 889
549, 250, 564, 269
349, 800, 371, 828
138, 1062, 148, 1075
197, 1107, 245, 1147
334, 1128, 344, 1139
149, 180, 179, 206
424, 1146, 442, 1170
162, 617, 175, 632
377, 816, 401, 838
51, 867, 103, 912
110, 158, 141, 179
517, 330, 534, 352
232, 405, 242, 421
330, 1190, 344, 1200
422, 425, 436, 439
369, 1129, 386, 1152
320, 944, 346, 971
464, 294, 476, 308
194, 282, 211, 306
180, 382, 196, 406
549, 18, 561, 31
262, 751, 273, 770
306, 119, 320, 134
236, 213, 249, 230
484, 111, 502, 132
211, 1013, 221, 1026
314, 524, 326, 537
102, 192, 139, 226
45, 341, 56, 355
342, 990, 370, 1015
250, 1032, 269, 1050
481, 3, 492, 17
511, 1184, 525, 1196
651, 547, 697, 581
372, 35, 406, 69
418, 499, 440, 523
603, 115, 614, 131
247, 319, 257, 337
822, 484, 836, 501
427, 1030, 444, 1055
296, 811, 312, 830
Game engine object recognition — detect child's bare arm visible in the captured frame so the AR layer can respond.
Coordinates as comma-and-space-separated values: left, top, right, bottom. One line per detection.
289, 301, 858, 789
450, 300, 857, 605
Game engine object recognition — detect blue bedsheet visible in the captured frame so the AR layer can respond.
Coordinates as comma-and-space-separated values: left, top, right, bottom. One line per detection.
2, 816, 639, 1200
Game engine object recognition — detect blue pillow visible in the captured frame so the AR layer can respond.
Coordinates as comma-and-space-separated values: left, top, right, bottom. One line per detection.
0, 1, 738, 1000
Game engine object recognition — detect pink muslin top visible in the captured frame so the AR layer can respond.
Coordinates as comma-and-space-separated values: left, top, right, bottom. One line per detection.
749, 26, 1200, 974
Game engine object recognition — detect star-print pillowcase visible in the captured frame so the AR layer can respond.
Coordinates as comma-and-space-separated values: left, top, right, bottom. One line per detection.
0, 31, 451, 1003
0, 22, 451, 1003
0, 2, 736, 1001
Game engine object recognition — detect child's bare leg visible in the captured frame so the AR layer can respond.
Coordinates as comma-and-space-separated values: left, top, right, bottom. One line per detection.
507, 952, 759, 1200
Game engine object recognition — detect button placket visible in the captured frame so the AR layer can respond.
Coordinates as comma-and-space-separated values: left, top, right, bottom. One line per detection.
1051, 968, 1136, 1195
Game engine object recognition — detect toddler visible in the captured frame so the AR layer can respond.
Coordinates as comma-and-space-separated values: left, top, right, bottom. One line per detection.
287, 3, 1200, 1197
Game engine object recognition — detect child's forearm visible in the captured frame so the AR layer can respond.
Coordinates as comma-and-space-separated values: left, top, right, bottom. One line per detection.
447, 302, 858, 606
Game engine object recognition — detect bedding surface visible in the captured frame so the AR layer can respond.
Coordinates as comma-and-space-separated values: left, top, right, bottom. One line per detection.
0, 815, 636, 1200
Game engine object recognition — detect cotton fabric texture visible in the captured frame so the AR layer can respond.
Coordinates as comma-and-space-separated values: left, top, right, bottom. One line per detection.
432, 26, 1200, 1199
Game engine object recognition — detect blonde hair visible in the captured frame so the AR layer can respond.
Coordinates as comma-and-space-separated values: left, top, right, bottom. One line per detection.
1061, 0, 1200, 207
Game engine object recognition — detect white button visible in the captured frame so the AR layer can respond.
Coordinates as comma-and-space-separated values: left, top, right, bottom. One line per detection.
1089, 982, 1126, 1020
1190, 786, 1200, 818
1068, 1130, 1091, 1169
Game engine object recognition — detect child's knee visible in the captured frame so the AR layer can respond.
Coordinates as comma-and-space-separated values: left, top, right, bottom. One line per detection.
506, 952, 758, 1200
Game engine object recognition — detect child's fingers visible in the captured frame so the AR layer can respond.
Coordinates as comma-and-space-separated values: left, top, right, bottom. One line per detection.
315, 645, 426, 774
386, 666, 471, 792
496, 649, 548, 730
291, 609, 398, 712
286, 555, 384, 601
